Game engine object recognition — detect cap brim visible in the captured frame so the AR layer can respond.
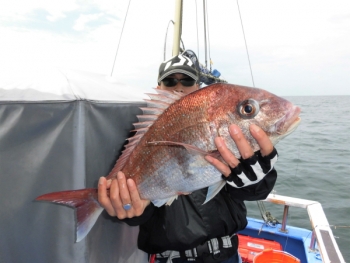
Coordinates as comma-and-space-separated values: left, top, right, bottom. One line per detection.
158, 69, 198, 83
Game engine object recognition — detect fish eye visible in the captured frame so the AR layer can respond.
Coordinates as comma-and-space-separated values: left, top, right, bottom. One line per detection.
237, 99, 260, 119
244, 104, 253, 114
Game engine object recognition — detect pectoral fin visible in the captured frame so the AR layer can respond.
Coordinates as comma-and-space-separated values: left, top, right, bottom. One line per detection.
203, 180, 226, 204
152, 195, 179, 207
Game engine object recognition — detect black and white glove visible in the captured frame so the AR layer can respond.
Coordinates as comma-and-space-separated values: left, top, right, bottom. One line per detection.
222, 147, 278, 188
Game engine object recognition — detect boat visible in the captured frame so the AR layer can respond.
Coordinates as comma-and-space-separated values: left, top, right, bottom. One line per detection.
239, 195, 345, 262
166, 1, 345, 262
0, 1, 345, 263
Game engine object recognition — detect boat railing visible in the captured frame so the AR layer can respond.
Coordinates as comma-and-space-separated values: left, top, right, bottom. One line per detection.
263, 194, 345, 263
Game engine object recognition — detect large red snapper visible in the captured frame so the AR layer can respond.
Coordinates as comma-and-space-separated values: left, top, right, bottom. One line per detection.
36, 83, 301, 242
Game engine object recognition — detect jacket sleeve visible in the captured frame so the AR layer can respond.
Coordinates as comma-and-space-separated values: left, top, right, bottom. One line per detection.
226, 167, 277, 201
122, 202, 157, 226
224, 148, 278, 201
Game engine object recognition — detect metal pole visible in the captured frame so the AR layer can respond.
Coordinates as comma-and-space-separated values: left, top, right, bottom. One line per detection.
172, 0, 183, 56
309, 230, 317, 251
279, 205, 289, 233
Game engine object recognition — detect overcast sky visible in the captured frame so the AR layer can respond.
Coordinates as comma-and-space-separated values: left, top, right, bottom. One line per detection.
1, 0, 350, 96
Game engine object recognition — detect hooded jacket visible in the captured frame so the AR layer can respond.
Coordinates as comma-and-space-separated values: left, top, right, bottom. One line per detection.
123, 168, 277, 254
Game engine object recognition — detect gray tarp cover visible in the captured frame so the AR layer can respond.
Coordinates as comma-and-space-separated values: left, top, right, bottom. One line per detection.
0, 69, 149, 263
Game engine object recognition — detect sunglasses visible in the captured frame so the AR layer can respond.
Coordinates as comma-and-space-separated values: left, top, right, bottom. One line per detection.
161, 77, 196, 87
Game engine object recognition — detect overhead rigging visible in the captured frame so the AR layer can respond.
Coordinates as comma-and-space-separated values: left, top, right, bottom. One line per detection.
166, 0, 227, 85
110, 0, 132, 77
236, 0, 255, 87
110, 0, 255, 87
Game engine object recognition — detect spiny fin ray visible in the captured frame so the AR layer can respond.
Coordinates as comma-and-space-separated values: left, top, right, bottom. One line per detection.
110, 90, 183, 174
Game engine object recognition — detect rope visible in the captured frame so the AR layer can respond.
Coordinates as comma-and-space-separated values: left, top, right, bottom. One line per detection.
236, 0, 255, 87
163, 20, 175, 60
202, 0, 208, 68
180, 39, 185, 52
204, 0, 212, 72
110, 0, 132, 76
195, 0, 200, 59
257, 200, 279, 228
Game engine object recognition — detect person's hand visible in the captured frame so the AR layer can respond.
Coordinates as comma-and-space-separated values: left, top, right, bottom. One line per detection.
98, 171, 151, 219
205, 124, 277, 187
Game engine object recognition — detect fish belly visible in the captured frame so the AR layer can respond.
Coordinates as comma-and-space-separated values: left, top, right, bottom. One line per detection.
137, 151, 222, 201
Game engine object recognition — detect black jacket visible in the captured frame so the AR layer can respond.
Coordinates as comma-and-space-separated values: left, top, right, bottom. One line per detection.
124, 168, 277, 254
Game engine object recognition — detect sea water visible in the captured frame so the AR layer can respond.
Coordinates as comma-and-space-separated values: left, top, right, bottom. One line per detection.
246, 95, 350, 260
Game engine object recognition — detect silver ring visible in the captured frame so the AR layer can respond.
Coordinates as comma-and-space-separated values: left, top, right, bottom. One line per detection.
123, 203, 132, 211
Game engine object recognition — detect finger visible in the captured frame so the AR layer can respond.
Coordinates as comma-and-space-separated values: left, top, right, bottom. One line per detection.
214, 137, 240, 168
106, 178, 112, 188
98, 177, 116, 216
127, 179, 150, 216
229, 124, 254, 159
109, 178, 127, 219
249, 124, 273, 156
205, 154, 232, 177
116, 171, 132, 209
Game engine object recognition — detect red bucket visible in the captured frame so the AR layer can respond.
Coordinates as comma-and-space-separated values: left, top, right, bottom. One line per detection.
253, 249, 300, 263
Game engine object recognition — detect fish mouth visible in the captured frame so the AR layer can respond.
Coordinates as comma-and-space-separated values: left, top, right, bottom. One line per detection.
275, 105, 301, 136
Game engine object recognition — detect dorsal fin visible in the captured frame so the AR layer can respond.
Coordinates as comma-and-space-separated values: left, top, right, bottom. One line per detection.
140, 107, 164, 115
133, 121, 153, 129
154, 88, 183, 100
110, 89, 184, 174
136, 115, 159, 122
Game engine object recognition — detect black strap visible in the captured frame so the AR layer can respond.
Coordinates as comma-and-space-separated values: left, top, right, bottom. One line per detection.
196, 241, 210, 256
156, 235, 236, 261
179, 250, 187, 258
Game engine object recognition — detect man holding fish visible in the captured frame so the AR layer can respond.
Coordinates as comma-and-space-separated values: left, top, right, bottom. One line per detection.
98, 54, 281, 263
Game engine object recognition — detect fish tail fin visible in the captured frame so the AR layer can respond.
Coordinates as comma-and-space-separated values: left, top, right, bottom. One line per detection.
35, 188, 103, 242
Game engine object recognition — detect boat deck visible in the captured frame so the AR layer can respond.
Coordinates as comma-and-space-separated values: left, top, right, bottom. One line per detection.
238, 194, 345, 263
240, 217, 320, 263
